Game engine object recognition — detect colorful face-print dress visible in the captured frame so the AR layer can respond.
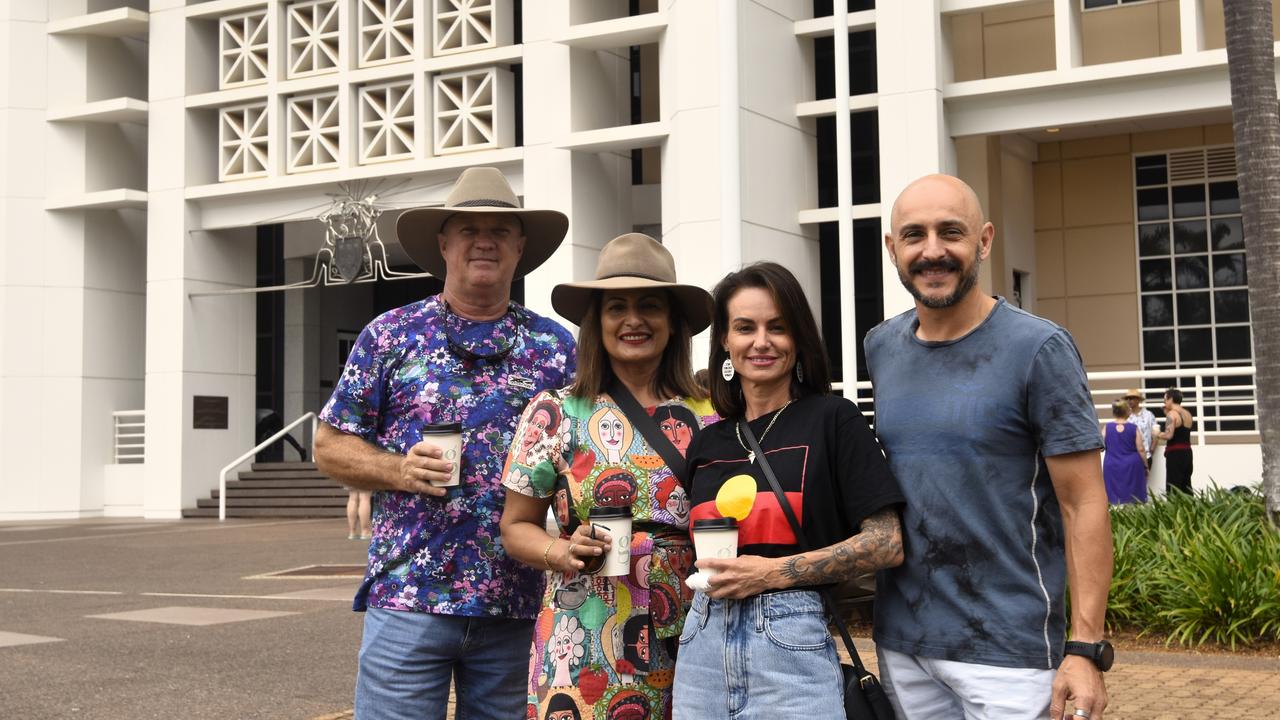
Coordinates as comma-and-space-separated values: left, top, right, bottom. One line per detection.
503, 389, 716, 720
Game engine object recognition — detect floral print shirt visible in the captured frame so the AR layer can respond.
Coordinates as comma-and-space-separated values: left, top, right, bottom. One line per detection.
321, 295, 575, 618
502, 389, 717, 719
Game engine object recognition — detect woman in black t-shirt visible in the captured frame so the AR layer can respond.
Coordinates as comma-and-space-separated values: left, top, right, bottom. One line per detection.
670, 262, 905, 718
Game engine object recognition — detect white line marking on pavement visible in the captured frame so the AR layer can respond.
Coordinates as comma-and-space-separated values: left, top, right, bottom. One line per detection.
0, 588, 125, 596
0, 519, 332, 547
0, 631, 65, 647
0, 587, 349, 602
140, 591, 348, 602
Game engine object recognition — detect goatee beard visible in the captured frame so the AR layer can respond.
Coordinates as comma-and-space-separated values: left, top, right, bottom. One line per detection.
897, 255, 982, 309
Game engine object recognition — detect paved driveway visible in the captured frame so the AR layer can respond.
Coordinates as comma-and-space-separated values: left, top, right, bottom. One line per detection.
3, 518, 1276, 719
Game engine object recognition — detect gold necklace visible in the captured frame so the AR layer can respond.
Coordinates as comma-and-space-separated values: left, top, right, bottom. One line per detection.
735, 400, 794, 464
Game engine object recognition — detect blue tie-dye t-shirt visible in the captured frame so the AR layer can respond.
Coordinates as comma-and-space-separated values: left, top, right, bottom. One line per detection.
865, 298, 1103, 670
321, 295, 576, 618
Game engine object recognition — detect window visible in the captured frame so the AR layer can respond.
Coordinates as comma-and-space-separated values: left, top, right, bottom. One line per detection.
1134, 149, 1253, 430
337, 330, 359, 384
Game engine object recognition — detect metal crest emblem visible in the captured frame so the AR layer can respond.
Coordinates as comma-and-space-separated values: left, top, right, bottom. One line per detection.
334, 236, 367, 283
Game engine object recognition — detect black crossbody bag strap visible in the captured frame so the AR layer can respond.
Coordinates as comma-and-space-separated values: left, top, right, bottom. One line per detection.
607, 380, 688, 486
738, 419, 874, 681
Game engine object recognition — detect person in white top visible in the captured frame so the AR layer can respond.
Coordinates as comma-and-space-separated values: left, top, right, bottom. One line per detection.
1123, 389, 1157, 468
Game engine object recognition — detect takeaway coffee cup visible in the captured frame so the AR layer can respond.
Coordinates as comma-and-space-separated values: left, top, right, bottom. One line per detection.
422, 422, 462, 487
692, 518, 739, 575
588, 506, 632, 577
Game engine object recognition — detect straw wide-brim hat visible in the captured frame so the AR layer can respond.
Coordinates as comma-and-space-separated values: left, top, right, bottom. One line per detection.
552, 233, 713, 334
396, 167, 569, 279
1123, 388, 1145, 399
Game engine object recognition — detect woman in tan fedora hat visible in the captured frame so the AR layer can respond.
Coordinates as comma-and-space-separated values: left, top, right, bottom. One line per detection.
500, 233, 716, 720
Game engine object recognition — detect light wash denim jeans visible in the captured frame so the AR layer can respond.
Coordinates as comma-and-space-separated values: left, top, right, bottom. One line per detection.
671, 589, 844, 720
354, 606, 533, 720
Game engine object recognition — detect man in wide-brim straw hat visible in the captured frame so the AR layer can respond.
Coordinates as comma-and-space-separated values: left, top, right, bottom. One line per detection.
1122, 387, 1157, 467
498, 232, 716, 720
314, 166, 578, 719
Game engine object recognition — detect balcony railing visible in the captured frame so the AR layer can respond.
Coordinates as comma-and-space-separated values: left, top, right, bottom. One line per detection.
837, 365, 1260, 447
112, 410, 145, 464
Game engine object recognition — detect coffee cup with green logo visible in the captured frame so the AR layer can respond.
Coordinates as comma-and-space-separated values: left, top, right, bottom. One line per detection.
422, 422, 463, 487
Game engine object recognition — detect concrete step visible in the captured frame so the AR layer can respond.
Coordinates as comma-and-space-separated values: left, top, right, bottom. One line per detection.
226, 478, 344, 490
250, 461, 317, 471
197, 497, 346, 508
213, 488, 350, 499
181, 506, 345, 518
238, 469, 331, 480
184, 461, 345, 519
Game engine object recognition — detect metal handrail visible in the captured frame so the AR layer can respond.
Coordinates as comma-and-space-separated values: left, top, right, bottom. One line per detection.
219, 412, 318, 521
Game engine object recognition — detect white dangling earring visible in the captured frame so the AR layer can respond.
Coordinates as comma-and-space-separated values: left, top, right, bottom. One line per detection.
721, 357, 735, 382
796, 362, 804, 384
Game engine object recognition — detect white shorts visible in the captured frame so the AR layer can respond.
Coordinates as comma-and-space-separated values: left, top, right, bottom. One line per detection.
877, 646, 1055, 720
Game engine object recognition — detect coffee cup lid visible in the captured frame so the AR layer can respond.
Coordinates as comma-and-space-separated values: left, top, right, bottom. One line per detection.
693, 517, 738, 530
588, 506, 632, 519
421, 422, 462, 434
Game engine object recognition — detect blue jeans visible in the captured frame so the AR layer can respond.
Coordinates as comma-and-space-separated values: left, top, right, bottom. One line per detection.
672, 590, 844, 720
355, 606, 533, 720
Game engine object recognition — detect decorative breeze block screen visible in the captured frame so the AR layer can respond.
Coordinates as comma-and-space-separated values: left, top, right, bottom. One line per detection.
358, 0, 415, 67
358, 79, 416, 164
219, 101, 270, 181
286, 0, 341, 79
433, 0, 511, 56
433, 66, 514, 155
287, 90, 342, 173
219, 9, 269, 89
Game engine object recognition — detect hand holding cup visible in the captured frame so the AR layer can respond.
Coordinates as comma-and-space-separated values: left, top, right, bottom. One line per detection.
398, 441, 452, 497
559, 523, 611, 573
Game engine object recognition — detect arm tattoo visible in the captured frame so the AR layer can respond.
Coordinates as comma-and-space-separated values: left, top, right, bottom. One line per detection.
777, 508, 903, 586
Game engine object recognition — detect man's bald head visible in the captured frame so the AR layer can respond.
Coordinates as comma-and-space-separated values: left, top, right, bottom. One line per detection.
884, 173, 996, 312
889, 174, 987, 234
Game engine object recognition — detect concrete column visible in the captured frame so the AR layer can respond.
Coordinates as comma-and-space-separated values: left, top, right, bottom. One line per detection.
146, 6, 256, 519
1, 1, 147, 520
283, 258, 321, 422
876, 0, 954, 317
521, 0, 629, 324
1053, 0, 1083, 70
0, 1, 66, 519
658, 0, 817, 364
1179, 0, 1205, 54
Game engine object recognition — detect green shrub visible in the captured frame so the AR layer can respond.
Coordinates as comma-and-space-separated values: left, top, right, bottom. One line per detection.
1106, 487, 1280, 649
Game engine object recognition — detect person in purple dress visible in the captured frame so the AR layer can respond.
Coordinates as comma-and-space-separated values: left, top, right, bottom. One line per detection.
1102, 399, 1148, 505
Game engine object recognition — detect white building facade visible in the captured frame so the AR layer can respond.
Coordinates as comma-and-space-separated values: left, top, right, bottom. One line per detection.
1, 0, 1272, 519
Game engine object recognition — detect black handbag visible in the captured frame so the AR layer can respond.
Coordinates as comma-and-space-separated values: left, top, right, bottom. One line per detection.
738, 419, 896, 720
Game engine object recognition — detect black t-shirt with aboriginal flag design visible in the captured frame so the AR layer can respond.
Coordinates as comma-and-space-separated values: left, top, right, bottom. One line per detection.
685, 393, 903, 562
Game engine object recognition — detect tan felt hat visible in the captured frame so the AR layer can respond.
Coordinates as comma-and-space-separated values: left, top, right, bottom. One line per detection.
1123, 388, 1145, 399
396, 167, 568, 279
551, 233, 713, 334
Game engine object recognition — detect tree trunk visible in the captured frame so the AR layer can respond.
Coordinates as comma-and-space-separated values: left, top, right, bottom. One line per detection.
1222, 0, 1280, 528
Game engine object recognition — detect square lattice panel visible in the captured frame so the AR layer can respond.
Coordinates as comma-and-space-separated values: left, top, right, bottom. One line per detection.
358, 78, 416, 164
286, 90, 341, 173
358, 0, 415, 67
286, 0, 341, 79
432, 0, 511, 56
432, 66, 513, 155
219, 9, 269, 89
219, 101, 270, 181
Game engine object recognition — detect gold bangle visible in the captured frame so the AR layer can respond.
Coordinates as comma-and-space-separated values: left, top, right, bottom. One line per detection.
542, 538, 558, 571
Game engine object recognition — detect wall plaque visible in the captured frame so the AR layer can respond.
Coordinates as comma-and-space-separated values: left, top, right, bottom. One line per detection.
193, 396, 229, 429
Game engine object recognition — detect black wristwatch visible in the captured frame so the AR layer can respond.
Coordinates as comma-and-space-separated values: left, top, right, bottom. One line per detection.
1064, 640, 1115, 672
